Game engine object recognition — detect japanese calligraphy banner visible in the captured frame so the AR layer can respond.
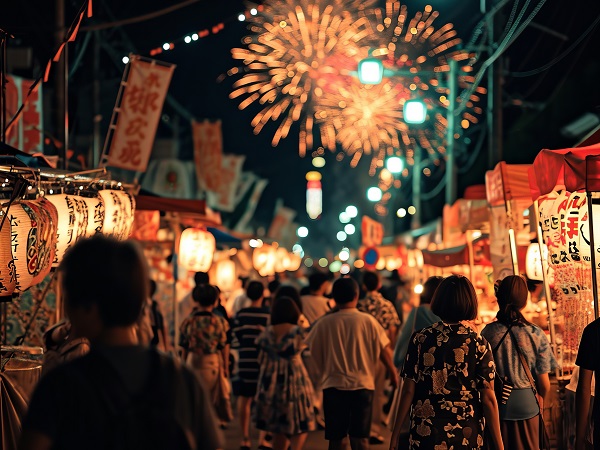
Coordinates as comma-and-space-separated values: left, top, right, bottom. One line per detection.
107, 57, 175, 172
192, 120, 223, 191
5, 75, 43, 154
206, 155, 245, 212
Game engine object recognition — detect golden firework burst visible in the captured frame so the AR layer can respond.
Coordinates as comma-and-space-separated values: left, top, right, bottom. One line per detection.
229, 0, 375, 156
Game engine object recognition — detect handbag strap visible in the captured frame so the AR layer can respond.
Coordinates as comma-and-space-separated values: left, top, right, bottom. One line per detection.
509, 329, 542, 412
492, 323, 513, 353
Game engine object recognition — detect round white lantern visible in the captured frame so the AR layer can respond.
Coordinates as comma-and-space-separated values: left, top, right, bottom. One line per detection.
253, 244, 276, 277
46, 194, 89, 266
179, 228, 216, 272
98, 190, 136, 240
525, 243, 548, 281
80, 194, 105, 237
215, 259, 236, 292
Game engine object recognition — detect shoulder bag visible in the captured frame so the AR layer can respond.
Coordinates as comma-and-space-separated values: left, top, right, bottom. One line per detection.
509, 330, 552, 450
492, 324, 513, 405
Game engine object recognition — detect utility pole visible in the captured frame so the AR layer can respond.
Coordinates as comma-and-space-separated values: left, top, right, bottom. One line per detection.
445, 59, 458, 206
485, 0, 503, 168
412, 147, 421, 228
55, 0, 68, 169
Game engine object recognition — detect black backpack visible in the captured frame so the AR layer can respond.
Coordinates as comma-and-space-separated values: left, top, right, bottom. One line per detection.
79, 349, 194, 450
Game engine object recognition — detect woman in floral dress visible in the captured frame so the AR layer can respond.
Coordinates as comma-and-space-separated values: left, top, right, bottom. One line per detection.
254, 296, 316, 450
390, 275, 504, 450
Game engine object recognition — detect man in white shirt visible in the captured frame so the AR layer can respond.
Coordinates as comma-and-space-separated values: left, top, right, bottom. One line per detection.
300, 272, 332, 324
306, 277, 398, 450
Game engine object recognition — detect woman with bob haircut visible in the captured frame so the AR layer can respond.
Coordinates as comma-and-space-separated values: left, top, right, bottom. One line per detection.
254, 296, 316, 450
390, 275, 504, 450
482, 275, 558, 450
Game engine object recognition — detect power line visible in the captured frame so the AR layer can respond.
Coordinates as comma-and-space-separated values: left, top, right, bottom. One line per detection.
509, 14, 600, 78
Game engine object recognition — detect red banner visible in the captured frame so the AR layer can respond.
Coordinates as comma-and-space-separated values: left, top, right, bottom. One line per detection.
5, 75, 43, 154
107, 57, 175, 172
361, 216, 384, 247
192, 120, 223, 191
206, 155, 245, 212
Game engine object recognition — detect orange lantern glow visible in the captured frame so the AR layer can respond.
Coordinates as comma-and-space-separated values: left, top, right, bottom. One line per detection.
253, 244, 276, 276
0, 210, 15, 297
179, 228, 216, 272
215, 259, 236, 292
287, 253, 302, 272
306, 171, 322, 220
274, 247, 291, 273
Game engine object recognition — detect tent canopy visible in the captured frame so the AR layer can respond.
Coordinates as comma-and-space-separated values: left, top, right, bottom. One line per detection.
421, 234, 491, 268
486, 162, 532, 206
529, 144, 600, 199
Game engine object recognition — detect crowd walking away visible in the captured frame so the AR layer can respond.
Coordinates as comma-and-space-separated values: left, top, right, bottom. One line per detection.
20, 238, 574, 450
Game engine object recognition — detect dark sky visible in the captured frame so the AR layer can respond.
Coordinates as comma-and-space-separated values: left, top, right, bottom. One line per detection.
3, 0, 600, 257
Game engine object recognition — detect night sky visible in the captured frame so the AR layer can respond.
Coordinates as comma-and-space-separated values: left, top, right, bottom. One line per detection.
3, 0, 600, 257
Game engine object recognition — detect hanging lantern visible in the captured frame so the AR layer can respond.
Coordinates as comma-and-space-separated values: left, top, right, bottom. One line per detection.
215, 259, 236, 292
274, 247, 291, 273
287, 252, 302, 272
80, 194, 105, 237
253, 244, 276, 276
46, 194, 89, 266
9, 199, 58, 292
0, 210, 15, 297
306, 171, 322, 220
525, 243, 548, 281
179, 228, 216, 272
98, 190, 136, 240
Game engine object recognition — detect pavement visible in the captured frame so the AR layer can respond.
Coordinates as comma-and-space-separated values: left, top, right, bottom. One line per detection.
221, 412, 395, 450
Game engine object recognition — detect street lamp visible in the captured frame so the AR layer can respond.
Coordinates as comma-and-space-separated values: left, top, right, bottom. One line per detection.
357, 57, 383, 84
386, 156, 404, 174
403, 99, 427, 124
367, 187, 382, 202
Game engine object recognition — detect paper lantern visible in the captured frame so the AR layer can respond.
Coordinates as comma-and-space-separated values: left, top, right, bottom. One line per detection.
46, 194, 90, 265
253, 244, 276, 277
0, 209, 15, 297
306, 171, 322, 220
287, 253, 302, 272
9, 199, 58, 292
274, 247, 291, 273
215, 259, 236, 291
98, 190, 136, 240
80, 194, 105, 237
525, 243, 548, 281
179, 228, 215, 272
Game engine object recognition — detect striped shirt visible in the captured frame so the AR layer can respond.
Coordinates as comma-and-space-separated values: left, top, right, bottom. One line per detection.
231, 306, 270, 382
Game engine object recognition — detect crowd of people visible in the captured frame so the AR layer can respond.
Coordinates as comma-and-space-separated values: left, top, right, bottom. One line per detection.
14, 235, 600, 450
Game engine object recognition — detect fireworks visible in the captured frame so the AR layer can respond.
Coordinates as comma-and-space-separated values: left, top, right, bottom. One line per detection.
229, 0, 485, 172
229, 0, 374, 156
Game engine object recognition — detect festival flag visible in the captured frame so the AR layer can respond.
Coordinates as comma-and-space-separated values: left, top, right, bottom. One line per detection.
5, 75, 43, 154
268, 199, 297, 246
192, 120, 223, 191
106, 56, 175, 172
206, 154, 245, 212
234, 178, 269, 233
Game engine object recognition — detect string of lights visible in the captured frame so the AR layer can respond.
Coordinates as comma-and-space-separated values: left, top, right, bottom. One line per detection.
145, 5, 264, 57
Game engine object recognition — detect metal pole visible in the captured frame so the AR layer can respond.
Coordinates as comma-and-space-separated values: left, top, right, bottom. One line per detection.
92, 31, 101, 168
413, 147, 421, 229
445, 59, 457, 205
587, 192, 600, 319
0, 31, 6, 143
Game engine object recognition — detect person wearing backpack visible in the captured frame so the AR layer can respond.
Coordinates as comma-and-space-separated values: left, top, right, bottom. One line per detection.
19, 235, 224, 450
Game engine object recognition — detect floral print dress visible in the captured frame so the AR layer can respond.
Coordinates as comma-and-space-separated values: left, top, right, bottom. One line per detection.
254, 325, 317, 435
401, 321, 496, 449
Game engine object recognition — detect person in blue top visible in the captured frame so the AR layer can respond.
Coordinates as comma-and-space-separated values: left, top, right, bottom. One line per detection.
482, 275, 559, 450
393, 276, 443, 368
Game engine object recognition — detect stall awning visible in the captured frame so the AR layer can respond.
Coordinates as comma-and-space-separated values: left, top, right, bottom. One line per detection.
134, 194, 221, 227
528, 144, 600, 198
421, 235, 491, 268
486, 162, 532, 206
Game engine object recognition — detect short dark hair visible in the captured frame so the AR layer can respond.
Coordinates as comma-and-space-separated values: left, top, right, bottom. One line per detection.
194, 272, 210, 286
246, 280, 264, 301
362, 271, 380, 291
271, 296, 300, 325
61, 236, 148, 328
192, 284, 219, 307
308, 272, 330, 292
430, 275, 478, 322
268, 279, 281, 294
274, 285, 302, 312
420, 276, 443, 305
332, 277, 359, 305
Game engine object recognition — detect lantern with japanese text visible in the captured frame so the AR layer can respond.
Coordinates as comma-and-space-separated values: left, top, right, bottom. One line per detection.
179, 228, 216, 272
0, 210, 16, 297
46, 194, 90, 266
215, 259, 236, 292
80, 195, 105, 237
525, 243, 548, 281
9, 199, 58, 292
253, 244, 276, 277
98, 190, 136, 240
306, 171, 322, 220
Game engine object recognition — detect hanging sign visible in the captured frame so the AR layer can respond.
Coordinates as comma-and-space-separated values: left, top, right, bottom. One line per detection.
106, 56, 175, 172
192, 120, 223, 191
361, 216, 383, 247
